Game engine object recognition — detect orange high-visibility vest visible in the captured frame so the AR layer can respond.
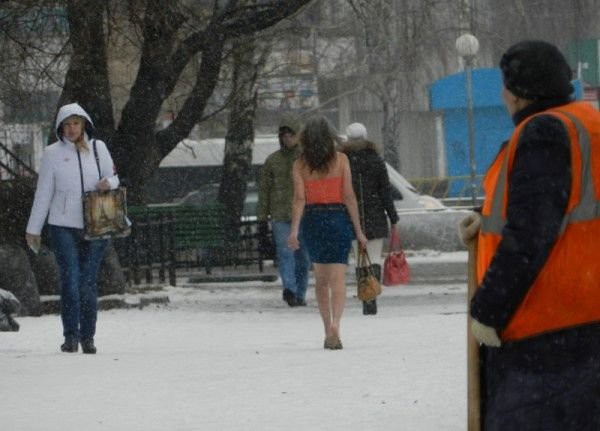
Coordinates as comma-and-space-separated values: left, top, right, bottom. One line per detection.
477, 101, 600, 341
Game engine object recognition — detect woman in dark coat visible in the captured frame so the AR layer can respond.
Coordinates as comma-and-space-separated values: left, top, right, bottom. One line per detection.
341, 123, 399, 315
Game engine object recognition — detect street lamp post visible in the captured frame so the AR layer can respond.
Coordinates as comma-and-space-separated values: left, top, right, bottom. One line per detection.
455, 33, 479, 208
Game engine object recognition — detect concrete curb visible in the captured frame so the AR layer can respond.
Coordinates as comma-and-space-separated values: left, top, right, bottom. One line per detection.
36, 249, 468, 314
39, 293, 170, 315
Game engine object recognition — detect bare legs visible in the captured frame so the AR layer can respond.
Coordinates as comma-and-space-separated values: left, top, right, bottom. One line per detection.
313, 263, 347, 347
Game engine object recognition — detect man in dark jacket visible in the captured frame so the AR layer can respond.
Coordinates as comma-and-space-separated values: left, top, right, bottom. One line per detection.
342, 123, 399, 315
459, 40, 600, 430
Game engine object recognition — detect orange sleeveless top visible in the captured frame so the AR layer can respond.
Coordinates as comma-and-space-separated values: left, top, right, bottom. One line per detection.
304, 154, 344, 204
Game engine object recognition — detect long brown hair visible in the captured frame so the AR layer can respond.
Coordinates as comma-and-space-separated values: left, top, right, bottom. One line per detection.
300, 116, 338, 174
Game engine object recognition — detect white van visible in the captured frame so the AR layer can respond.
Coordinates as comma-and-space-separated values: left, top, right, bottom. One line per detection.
158, 135, 445, 212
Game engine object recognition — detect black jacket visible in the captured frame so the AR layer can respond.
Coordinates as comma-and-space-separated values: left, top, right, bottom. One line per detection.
341, 140, 399, 239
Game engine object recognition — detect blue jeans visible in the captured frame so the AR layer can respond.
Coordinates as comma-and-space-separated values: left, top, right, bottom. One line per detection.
272, 221, 310, 300
49, 225, 108, 342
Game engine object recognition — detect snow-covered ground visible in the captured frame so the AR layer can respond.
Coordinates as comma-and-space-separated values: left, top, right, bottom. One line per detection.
1, 259, 468, 431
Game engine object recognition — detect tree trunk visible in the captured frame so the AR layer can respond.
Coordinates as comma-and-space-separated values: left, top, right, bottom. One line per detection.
56, 1, 114, 143
218, 39, 264, 244
381, 98, 401, 171
56, 1, 311, 204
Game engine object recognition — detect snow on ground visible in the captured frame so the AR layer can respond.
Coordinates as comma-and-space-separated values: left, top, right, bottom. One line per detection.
1, 264, 468, 431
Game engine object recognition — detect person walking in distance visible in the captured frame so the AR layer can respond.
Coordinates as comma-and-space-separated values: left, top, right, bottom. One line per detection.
287, 116, 367, 349
257, 114, 311, 306
25, 103, 119, 354
459, 40, 600, 429
341, 123, 399, 315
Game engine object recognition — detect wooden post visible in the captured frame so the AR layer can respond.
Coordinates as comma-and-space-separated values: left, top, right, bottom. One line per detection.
158, 212, 166, 284
144, 212, 153, 284
467, 239, 481, 431
167, 211, 177, 287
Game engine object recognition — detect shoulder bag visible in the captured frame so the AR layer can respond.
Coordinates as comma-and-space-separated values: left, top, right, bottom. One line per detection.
356, 246, 382, 301
77, 140, 131, 240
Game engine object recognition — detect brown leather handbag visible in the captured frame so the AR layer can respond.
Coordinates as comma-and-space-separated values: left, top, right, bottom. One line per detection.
356, 247, 382, 302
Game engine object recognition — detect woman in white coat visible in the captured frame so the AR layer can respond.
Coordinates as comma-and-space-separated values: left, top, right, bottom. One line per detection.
25, 103, 119, 354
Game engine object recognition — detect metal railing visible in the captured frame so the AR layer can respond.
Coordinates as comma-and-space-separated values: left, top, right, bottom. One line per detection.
409, 175, 485, 207
0, 140, 37, 180
113, 211, 178, 286
113, 207, 274, 285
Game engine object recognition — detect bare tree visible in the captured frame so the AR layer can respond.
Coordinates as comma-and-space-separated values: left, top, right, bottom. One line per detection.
345, 0, 460, 171
477, 0, 600, 60
0, 0, 312, 203
0, 2, 69, 122
218, 35, 269, 237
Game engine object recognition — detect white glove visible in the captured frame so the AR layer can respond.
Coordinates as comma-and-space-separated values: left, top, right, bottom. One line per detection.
471, 319, 501, 347
458, 212, 481, 245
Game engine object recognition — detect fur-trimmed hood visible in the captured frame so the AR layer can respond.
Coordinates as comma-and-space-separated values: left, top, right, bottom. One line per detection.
339, 138, 382, 155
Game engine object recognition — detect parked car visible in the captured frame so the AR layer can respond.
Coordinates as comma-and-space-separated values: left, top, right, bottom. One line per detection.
177, 182, 259, 218
385, 162, 445, 213
155, 136, 445, 214
152, 136, 458, 253
175, 164, 444, 217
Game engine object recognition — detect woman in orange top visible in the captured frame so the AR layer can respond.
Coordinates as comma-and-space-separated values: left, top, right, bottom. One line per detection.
287, 116, 367, 349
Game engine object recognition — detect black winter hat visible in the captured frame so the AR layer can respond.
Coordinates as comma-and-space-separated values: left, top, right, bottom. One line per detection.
500, 40, 574, 101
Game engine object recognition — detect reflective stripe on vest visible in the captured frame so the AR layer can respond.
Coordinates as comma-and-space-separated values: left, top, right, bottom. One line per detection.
477, 101, 600, 341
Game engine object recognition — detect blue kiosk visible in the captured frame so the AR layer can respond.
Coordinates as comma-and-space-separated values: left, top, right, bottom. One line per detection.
429, 68, 582, 198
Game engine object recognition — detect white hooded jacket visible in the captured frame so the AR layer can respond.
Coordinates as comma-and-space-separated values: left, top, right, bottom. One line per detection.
26, 103, 119, 235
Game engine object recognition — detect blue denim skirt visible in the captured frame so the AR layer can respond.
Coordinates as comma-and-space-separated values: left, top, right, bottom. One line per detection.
301, 204, 354, 264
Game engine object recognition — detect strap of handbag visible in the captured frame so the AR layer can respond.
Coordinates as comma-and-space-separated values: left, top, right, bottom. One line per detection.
357, 244, 377, 281
358, 246, 374, 268
357, 173, 378, 275
388, 226, 401, 252
358, 173, 366, 233
76, 139, 101, 196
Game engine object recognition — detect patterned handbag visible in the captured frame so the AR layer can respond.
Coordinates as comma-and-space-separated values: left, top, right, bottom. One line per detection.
78, 140, 131, 240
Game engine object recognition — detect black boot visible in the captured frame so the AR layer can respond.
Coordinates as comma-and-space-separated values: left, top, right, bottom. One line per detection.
362, 264, 381, 315
282, 289, 297, 307
295, 297, 307, 306
81, 339, 97, 354
363, 300, 377, 315
60, 338, 78, 353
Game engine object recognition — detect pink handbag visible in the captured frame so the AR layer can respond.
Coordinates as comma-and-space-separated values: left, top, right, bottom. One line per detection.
383, 228, 410, 286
